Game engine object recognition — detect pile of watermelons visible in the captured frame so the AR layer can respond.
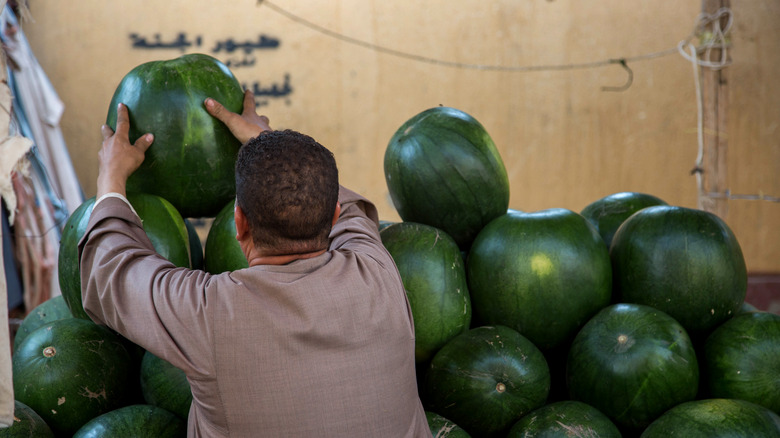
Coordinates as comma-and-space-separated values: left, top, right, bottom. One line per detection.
380, 107, 780, 437
6, 53, 780, 437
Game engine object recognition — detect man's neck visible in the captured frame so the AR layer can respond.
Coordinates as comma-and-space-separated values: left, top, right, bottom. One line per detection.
247, 248, 328, 266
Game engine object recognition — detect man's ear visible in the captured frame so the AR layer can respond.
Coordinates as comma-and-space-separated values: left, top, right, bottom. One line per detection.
332, 202, 341, 227
234, 203, 250, 242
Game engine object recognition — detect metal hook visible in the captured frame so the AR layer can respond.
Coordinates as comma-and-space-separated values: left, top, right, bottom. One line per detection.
602, 59, 633, 92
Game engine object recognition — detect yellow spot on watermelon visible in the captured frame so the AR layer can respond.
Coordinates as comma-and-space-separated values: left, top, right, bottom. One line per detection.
530, 253, 553, 277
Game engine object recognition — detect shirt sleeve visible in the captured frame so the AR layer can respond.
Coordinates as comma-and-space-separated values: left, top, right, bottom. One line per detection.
329, 185, 382, 249
77, 196, 216, 378
94, 192, 138, 216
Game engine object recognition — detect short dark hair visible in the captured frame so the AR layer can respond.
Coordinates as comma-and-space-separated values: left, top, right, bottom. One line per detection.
235, 129, 339, 254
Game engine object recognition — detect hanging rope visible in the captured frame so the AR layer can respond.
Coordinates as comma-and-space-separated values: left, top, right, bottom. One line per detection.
680, 7, 779, 204
257, 0, 684, 90
677, 7, 733, 70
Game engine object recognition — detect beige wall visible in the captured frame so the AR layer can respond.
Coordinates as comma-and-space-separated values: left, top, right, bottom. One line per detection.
21, 0, 780, 272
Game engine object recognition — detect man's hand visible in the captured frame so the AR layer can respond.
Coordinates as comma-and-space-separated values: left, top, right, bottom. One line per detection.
97, 103, 154, 198
205, 89, 271, 144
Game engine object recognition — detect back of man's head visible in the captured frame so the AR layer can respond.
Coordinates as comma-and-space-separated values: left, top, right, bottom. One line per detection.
235, 129, 339, 254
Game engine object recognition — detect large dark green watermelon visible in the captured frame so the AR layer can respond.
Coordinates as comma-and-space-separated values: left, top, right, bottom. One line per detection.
580, 191, 667, 248
640, 398, 780, 437
140, 351, 193, 421
106, 53, 244, 218
566, 303, 699, 432
506, 400, 621, 438
204, 199, 248, 274
0, 400, 55, 437
12, 295, 72, 354
384, 106, 510, 249
703, 311, 780, 414
58, 194, 191, 321
467, 209, 612, 350
12, 318, 135, 436
610, 205, 747, 338
424, 325, 550, 438
380, 222, 471, 363
72, 404, 186, 438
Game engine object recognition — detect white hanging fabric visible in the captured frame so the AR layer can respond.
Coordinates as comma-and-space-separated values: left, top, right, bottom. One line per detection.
0, 0, 18, 425
0, 5, 84, 218
1, 2, 85, 426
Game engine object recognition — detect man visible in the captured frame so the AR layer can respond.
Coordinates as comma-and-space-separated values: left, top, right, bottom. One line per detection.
78, 90, 432, 437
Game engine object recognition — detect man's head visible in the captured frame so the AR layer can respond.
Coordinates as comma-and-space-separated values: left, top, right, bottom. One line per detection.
235, 129, 339, 255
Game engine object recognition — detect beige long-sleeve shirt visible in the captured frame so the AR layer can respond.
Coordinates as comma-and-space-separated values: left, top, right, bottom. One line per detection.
79, 186, 431, 437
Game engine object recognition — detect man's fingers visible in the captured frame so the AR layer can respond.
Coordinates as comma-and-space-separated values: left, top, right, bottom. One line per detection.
134, 133, 155, 153
241, 90, 255, 115
101, 124, 115, 140
204, 97, 231, 124
114, 103, 131, 138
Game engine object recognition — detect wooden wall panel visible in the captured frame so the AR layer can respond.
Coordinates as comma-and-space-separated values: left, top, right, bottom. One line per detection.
20, 0, 779, 272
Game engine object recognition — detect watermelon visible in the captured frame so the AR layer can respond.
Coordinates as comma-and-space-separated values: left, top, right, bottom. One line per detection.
738, 301, 760, 314
566, 303, 699, 432
72, 404, 186, 438
105, 53, 244, 218
506, 400, 621, 438
384, 106, 509, 249
204, 199, 248, 274
580, 191, 667, 248
140, 351, 193, 421
184, 218, 204, 270
425, 411, 471, 437
424, 325, 550, 438
378, 220, 396, 232
58, 193, 191, 321
380, 222, 471, 363
12, 318, 135, 436
703, 311, 780, 414
57, 198, 97, 320
610, 205, 747, 338
0, 400, 55, 437
467, 209, 612, 350
640, 398, 780, 437
12, 295, 72, 354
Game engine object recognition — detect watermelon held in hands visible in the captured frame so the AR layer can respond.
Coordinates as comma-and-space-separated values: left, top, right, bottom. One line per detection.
609, 205, 747, 338
467, 209, 612, 350
566, 303, 699, 432
12, 318, 135, 436
640, 398, 780, 438
58, 194, 191, 321
106, 53, 245, 218
384, 106, 510, 249
424, 325, 550, 438
204, 199, 248, 274
703, 311, 780, 414
580, 191, 667, 248
72, 404, 187, 438
380, 222, 472, 363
